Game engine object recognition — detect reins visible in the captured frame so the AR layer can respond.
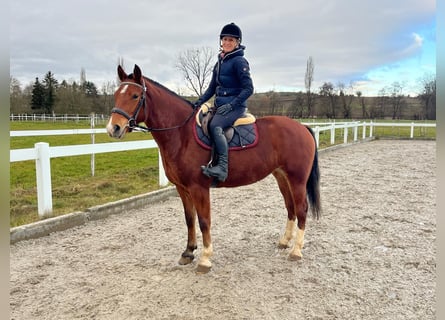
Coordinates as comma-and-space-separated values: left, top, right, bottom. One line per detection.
112, 81, 196, 133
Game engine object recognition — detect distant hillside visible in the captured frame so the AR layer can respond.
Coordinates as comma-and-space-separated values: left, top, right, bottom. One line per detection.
245, 92, 433, 120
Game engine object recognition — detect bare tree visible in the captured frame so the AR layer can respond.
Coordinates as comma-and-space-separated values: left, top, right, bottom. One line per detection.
338, 82, 354, 118
304, 56, 315, 117
418, 73, 436, 120
101, 81, 117, 112
80, 68, 86, 86
10, 76, 28, 113
319, 82, 337, 118
176, 47, 215, 97
376, 88, 388, 118
356, 91, 368, 119
266, 90, 280, 115
388, 82, 404, 119
290, 92, 305, 118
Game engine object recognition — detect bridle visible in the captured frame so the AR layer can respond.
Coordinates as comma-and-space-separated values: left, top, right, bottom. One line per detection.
111, 81, 196, 133
111, 81, 149, 132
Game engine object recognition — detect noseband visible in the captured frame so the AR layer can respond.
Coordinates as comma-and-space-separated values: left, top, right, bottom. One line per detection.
111, 81, 149, 132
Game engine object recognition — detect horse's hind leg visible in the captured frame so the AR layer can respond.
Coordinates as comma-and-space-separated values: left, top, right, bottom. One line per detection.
273, 169, 308, 260
176, 186, 198, 265
273, 170, 296, 248
287, 182, 308, 261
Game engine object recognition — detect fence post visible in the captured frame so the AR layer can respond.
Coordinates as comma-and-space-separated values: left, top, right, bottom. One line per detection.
343, 126, 348, 144
362, 122, 366, 139
353, 123, 358, 141
410, 122, 414, 138
330, 124, 335, 145
90, 113, 95, 176
314, 126, 320, 148
370, 121, 373, 137
35, 142, 53, 217
158, 150, 169, 186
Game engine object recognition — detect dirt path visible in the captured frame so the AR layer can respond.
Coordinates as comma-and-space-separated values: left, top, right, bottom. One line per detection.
10, 140, 436, 320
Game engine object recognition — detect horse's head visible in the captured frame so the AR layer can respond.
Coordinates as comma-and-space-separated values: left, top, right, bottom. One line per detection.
106, 64, 148, 139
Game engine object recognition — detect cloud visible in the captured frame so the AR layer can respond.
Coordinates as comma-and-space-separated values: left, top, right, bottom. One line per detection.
10, 0, 435, 95
412, 33, 424, 47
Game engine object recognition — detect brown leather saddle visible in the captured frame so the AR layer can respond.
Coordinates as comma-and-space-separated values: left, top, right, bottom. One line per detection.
195, 104, 257, 146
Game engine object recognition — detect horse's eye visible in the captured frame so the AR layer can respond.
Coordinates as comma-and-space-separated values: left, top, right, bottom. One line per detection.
132, 94, 139, 99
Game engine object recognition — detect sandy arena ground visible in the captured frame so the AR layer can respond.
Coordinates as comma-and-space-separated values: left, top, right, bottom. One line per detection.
10, 140, 436, 319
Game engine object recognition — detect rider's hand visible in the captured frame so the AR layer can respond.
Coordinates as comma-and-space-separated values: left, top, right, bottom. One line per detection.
216, 104, 232, 116
193, 100, 202, 109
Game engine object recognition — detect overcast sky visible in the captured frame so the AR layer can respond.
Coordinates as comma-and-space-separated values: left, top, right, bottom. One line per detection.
10, 0, 436, 96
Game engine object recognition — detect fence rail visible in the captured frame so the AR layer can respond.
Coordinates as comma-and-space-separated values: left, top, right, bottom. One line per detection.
10, 139, 168, 218
10, 113, 108, 123
10, 121, 435, 218
10, 128, 108, 137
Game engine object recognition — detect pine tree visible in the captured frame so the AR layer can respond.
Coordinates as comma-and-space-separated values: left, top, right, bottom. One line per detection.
82, 81, 98, 96
31, 77, 45, 111
43, 71, 58, 114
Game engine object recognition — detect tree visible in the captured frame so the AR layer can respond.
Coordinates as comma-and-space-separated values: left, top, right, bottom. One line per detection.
265, 90, 281, 115
356, 91, 368, 119
338, 82, 354, 118
31, 77, 45, 111
418, 74, 436, 120
304, 56, 315, 117
81, 81, 103, 113
80, 67, 86, 86
82, 81, 98, 96
10, 76, 21, 95
375, 88, 388, 118
289, 92, 305, 118
10, 77, 26, 113
319, 82, 337, 118
42, 71, 58, 114
388, 82, 404, 119
176, 47, 215, 96
55, 80, 84, 114
101, 81, 117, 113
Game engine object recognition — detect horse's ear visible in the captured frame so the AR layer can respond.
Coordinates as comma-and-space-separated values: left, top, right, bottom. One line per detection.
117, 65, 127, 81
133, 64, 143, 84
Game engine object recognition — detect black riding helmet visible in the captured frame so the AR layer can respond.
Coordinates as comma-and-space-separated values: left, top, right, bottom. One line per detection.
220, 22, 242, 42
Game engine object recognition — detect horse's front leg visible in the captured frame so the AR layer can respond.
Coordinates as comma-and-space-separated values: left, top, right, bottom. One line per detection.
191, 186, 213, 274
176, 186, 198, 265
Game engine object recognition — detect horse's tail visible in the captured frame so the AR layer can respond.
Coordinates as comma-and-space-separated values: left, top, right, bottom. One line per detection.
306, 126, 321, 220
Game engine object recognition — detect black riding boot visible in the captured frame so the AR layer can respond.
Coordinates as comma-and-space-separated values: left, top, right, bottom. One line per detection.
202, 127, 229, 182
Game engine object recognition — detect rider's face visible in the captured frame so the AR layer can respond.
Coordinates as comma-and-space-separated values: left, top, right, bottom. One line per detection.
221, 36, 239, 53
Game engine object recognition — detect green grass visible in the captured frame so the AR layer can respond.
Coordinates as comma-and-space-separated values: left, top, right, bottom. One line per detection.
10, 121, 160, 227
10, 119, 436, 227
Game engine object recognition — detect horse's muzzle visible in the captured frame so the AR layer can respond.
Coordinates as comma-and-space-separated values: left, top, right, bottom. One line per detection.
106, 120, 126, 139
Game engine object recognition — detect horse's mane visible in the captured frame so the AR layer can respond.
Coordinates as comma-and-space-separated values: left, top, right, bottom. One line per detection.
126, 73, 194, 107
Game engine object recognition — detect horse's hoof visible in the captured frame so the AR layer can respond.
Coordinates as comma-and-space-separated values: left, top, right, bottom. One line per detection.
196, 259, 212, 274
178, 252, 194, 265
196, 264, 212, 274
288, 253, 302, 261
278, 243, 289, 249
178, 256, 194, 265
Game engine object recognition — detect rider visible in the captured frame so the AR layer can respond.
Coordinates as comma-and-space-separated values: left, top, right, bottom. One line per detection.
194, 22, 254, 182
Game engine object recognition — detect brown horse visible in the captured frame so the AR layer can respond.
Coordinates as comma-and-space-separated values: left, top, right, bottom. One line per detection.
107, 64, 321, 273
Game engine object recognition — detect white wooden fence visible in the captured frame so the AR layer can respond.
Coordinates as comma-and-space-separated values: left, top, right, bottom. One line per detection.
10, 113, 108, 124
10, 131, 168, 217
10, 121, 435, 218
